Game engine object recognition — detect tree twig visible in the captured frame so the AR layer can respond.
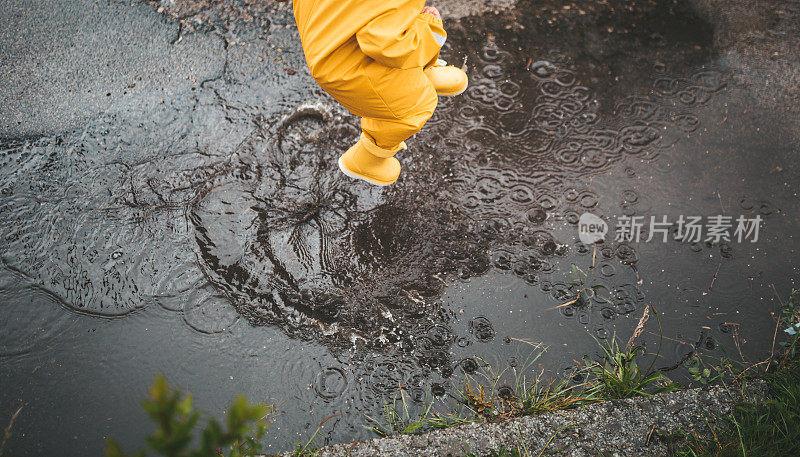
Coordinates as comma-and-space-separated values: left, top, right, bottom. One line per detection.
0, 406, 23, 457
626, 305, 651, 350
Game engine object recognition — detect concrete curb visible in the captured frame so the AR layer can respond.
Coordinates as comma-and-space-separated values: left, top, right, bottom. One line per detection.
284, 382, 765, 457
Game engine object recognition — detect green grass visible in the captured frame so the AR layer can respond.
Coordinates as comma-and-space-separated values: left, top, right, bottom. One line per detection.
368, 288, 800, 457
461, 288, 800, 457
364, 384, 473, 436
452, 346, 600, 421
673, 289, 800, 457
588, 336, 680, 399
367, 333, 678, 439
674, 362, 800, 457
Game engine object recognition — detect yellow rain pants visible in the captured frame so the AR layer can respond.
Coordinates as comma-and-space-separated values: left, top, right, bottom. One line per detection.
293, 0, 446, 149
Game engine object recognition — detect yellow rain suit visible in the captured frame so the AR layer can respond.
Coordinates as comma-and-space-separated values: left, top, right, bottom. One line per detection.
293, 0, 446, 150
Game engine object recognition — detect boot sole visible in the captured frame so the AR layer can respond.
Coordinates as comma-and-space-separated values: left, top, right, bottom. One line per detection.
438, 85, 468, 97
337, 156, 395, 187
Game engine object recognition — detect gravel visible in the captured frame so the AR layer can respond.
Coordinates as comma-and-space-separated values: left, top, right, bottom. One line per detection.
287, 382, 766, 457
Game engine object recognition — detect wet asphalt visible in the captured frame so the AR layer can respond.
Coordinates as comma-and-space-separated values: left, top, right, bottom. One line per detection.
1, 0, 799, 456
0, 0, 224, 138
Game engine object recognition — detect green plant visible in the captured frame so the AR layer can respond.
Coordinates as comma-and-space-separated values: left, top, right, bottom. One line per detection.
674, 289, 800, 457
777, 288, 800, 363
508, 345, 600, 416
588, 336, 680, 399
105, 375, 272, 457
559, 264, 611, 310
675, 362, 800, 457
685, 356, 720, 385
291, 414, 340, 456
518, 376, 597, 415
364, 388, 469, 437
454, 346, 599, 421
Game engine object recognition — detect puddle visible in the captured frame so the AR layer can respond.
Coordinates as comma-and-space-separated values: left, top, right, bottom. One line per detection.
1, 0, 799, 455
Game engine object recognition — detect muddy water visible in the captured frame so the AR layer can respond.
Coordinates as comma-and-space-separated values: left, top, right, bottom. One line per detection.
1, 0, 799, 455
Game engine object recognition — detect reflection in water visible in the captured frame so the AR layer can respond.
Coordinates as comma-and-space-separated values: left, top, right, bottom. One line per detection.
1, 0, 725, 379
0, 264, 79, 358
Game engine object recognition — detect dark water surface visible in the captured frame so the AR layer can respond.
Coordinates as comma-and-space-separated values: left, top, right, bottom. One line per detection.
1, 0, 799, 455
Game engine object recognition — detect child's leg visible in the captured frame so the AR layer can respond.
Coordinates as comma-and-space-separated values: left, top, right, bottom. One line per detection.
357, 62, 438, 150
361, 107, 436, 150
334, 64, 437, 186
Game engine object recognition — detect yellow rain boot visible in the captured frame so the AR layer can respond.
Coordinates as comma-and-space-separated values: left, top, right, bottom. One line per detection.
424, 59, 468, 96
338, 134, 406, 186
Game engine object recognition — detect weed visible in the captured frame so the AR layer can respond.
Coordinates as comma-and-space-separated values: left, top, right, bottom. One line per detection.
554, 264, 612, 311
105, 374, 272, 457
364, 388, 469, 437
685, 356, 721, 385
588, 336, 680, 399
454, 345, 600, 421
674, 289, 800, 457
777, 288, 800, 364
674, 362, 800, 457
289, 414, 341, 457
457, 358, 599, 420
519, 376, 597, 415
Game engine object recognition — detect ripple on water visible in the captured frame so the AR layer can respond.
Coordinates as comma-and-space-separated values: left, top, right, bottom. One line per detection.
314, 367, 348, 400
0, 4, 765, 451
468, 316, 496, 343
0, 1, 732, 392
182, 282, 240, 335
0, 280, 76, 358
